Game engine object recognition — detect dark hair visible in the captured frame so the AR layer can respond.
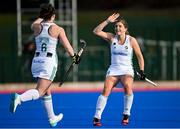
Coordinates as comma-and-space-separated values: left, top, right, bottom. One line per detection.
115, 17, 129, 35
39, 3, 55, 20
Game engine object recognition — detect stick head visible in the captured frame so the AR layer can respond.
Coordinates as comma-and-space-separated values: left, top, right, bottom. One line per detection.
80, 39, 87, 49
135, 70, 157, 87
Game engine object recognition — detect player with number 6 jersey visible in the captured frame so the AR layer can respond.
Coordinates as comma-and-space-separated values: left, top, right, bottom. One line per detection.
31, 22, 59, 81
9, 3, 80, 127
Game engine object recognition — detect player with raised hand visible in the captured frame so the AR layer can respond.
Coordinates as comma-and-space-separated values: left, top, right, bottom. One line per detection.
9, 3, 80, 127
92, 13, 145, 126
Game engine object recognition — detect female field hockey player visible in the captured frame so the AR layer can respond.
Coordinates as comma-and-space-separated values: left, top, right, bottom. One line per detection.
10, 3, 80, 127
92, 13, 146, 126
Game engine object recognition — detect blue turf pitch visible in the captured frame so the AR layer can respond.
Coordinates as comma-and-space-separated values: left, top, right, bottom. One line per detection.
0, 90, 180, 128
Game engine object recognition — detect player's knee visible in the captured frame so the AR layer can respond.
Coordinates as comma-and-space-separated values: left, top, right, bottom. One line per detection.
123, 84, 132, 94
123, 83, 132, 89
36, 89, 45, 97
102, 88, 111, 97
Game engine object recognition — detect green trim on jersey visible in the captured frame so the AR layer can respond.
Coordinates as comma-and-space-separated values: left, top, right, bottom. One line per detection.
55, 53, 58, 64
50, 66, 57, 81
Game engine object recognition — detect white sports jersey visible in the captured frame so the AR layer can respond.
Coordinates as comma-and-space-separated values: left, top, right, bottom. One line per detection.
31, 22, 58, 81
35, 22, 58, 54
106, 35, 134, 77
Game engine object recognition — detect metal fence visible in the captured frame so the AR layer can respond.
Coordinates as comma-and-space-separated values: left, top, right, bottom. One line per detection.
0, 38, 179, 83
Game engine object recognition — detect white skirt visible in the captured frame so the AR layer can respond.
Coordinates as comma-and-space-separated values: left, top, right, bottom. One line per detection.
106, 64, 134, 77
31, 56, 58, 81
106, 65, 134, 88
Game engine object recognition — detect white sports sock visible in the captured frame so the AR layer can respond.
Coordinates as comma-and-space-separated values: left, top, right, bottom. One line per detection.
19, 89, 40, 102
94, 94, 108, 119
43, 95, 55, 119
123, 94, 134, 115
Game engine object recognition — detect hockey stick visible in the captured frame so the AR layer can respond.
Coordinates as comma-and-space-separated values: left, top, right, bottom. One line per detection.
135, 70, 157, 87
59, 39, 87, 87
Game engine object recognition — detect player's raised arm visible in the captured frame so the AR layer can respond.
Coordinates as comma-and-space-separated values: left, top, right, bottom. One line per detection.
93, 13, 120, 42
31, 18, 43, 30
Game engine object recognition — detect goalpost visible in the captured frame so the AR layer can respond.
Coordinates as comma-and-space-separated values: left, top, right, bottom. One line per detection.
16, 0, 78, 82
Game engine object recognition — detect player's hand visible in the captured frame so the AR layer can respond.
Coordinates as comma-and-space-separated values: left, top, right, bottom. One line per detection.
106, 13, 120, 23
139, 70, 146, 80
72, 53, 81, 64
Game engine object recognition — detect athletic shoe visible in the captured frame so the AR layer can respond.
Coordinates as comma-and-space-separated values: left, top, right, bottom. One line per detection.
93, 117, 102, 126
49, 113, 63, 127
10, 93, 21, 113
121, 114, 130, 125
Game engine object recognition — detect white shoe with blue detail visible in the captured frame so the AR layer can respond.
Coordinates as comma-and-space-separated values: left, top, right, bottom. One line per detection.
49, 113, 63, 127
10, 93, 21, 113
